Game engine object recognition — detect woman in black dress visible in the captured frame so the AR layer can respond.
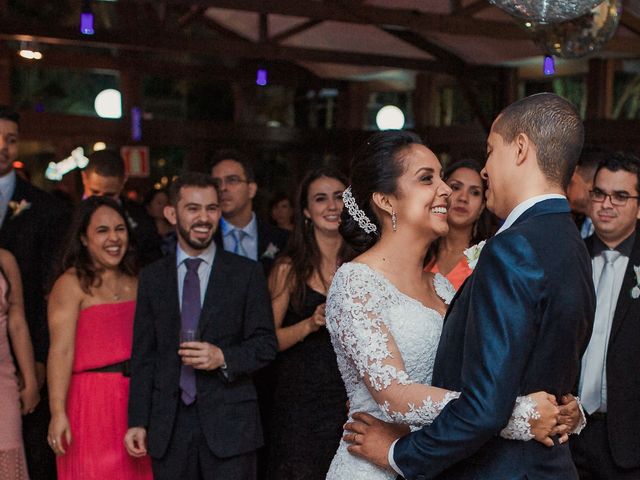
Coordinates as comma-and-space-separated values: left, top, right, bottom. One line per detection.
267, 168, 354, 480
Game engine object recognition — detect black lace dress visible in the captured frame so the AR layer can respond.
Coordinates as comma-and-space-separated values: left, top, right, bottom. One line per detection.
267, 286, 348, 480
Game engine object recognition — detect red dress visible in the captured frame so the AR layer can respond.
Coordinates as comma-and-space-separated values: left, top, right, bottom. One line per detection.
428, 257, 472, 291
57, 301, 152, 480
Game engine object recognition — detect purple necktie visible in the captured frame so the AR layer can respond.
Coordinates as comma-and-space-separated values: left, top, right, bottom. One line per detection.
179, 257, 203, 405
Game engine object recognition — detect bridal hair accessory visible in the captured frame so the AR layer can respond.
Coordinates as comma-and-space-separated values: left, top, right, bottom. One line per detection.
631, 265, 640, 299
342, 186, 377, 234
463, 240, 486, 270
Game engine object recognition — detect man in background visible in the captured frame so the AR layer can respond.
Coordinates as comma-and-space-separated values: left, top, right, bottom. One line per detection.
82, 149, 161, 266
0, 105, 70, 480
572, 152, 640, 479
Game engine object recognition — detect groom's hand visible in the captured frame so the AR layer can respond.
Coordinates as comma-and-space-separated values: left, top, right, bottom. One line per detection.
343, 412, 409, 470
555, 394, 584, 443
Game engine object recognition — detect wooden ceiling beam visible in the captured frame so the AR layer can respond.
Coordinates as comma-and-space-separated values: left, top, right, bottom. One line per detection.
0, 17, 499, 76
199, 15, 252, 42
107, 0, 529, 39
270, 19, 322, 44
381, 27, 491, 132
456, 0, 491, 16
621, 11, 640, 37
178, 5, 205, 28
259, 12, 268, 43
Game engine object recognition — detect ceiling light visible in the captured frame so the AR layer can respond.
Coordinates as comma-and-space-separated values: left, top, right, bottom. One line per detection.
376, 105, 405, 130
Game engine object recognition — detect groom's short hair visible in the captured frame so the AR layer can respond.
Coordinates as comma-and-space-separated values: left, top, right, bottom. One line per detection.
493, 93, 584, 190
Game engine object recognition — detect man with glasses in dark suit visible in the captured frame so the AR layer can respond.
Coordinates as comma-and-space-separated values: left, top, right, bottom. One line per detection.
571, 152, 640, 479
210, 150, 288, 276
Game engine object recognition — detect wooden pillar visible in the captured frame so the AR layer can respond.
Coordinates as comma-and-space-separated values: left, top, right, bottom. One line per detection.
497, 67, 518, 111
184, 145, 207, 172
0, 47, 12, 105
232, 83, 248, 125
586, 59, 614, 120
120, 68, 142, 142
413, 72, 438, 131
337, 82, 368, 130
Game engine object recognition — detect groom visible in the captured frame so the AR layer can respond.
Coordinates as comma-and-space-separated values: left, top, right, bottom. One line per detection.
345, 93, 596, 479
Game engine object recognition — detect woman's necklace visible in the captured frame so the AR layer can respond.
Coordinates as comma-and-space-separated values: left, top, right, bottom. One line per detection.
104, 275, 123, 301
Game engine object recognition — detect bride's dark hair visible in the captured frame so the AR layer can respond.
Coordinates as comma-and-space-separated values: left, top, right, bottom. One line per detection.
339, 130, 422, 253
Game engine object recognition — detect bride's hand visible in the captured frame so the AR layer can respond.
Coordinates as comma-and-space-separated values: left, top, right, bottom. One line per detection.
528, 391, 559, 448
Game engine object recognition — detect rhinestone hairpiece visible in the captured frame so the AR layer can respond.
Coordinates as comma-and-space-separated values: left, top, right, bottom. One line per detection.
342, 186, 377, 234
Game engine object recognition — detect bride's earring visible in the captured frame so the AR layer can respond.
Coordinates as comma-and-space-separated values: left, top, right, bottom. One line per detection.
391, 210, 398, 232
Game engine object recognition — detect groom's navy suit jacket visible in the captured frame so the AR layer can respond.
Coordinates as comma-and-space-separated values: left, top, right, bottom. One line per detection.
394, 199, 596, 479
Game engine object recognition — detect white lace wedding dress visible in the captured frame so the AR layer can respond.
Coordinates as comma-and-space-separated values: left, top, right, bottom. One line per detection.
325, 262, 536, 480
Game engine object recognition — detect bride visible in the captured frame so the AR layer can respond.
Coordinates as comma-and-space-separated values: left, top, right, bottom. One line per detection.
325, 131, 580, 479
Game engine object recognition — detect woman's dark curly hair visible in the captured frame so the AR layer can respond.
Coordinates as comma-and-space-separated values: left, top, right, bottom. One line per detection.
54, 196, 138, 293
274, 167, 354, 314
339, 130, 422, 254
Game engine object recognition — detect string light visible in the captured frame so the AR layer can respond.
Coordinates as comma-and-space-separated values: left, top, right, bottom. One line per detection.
80, 1, 95, 35
543, 55, 555, 76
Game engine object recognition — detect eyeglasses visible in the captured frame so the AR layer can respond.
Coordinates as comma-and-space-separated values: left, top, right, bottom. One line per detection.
212, 175, 250, 188
589, 188, 640, 206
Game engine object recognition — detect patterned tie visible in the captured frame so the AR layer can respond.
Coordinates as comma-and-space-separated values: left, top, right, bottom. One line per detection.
179, 257, 203, 405
580, 249, 621, 414
232, 228, 248, 258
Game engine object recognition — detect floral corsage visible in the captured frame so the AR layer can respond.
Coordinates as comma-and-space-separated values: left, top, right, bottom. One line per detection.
261, 242, 280, 260
8, 199, 31, 219
631, 265, 640, 299
463, 240, 486, 270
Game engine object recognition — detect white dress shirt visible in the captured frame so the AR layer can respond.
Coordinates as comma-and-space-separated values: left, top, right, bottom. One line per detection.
579, 233, 634, 412
0, 169, 16, 228
496, 194, 567, 235
176, 241, 216, 310
220, 213, 259, 260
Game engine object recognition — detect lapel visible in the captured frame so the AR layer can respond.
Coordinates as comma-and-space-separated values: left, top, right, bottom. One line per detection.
198, 250, 226, 337
256, 218, 268, 258
609, 227, 640, 344
0, 176, 31, 237
161, 254, 182, 340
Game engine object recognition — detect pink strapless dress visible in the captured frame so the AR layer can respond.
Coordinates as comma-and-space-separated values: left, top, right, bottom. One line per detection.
57, 301, 152, 480
0, 270, 29, 479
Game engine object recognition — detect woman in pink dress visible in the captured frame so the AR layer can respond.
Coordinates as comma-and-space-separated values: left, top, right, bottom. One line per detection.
47, 197, 152, 480
0, 248, 39, 480
425, 159, 494, 290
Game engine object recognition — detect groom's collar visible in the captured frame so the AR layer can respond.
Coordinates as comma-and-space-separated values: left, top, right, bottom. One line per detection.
496, 194, 569, 236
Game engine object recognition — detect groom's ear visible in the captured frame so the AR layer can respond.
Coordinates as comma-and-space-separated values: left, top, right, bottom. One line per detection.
371, 191, 394, 216
514, 132, 531, 167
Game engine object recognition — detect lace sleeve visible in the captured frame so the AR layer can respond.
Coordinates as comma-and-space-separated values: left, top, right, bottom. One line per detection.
327, 265, 544, 438
326, 265, 454, 427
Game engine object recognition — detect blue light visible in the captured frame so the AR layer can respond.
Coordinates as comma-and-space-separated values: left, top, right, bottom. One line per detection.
543, 55, 555, 76
256, 69, 267, 86
80, 12, 94, 35
131, 107, 142, 141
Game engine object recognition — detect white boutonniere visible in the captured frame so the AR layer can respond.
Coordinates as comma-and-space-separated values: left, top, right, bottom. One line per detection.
8, 199, 31, 219
261, 242, 280, 260
631, 265, 640, 299
464, 240, 486, 270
